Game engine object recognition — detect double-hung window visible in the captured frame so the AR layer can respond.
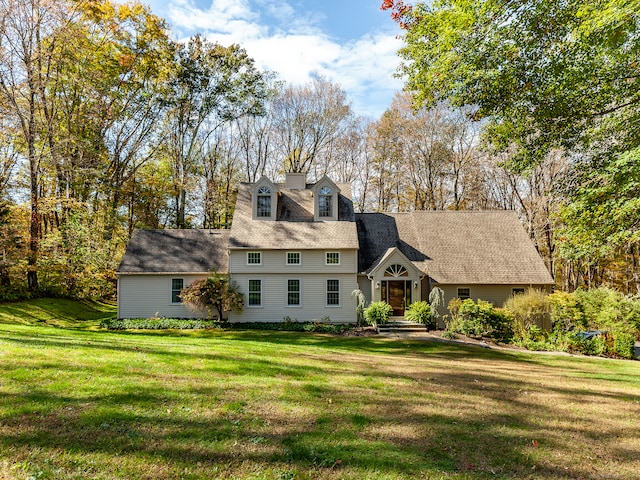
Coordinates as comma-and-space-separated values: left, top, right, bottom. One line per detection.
171, 278, 184, 304
256, 186, 271, 217
287, 252, 301, 265
248, 279, 262, 306
247, 251, 261, 265
318, 186, 333, 218
287, 279, 300, 306
326, 252, 340, 265
457, 288, 470, 300
327, 279, 340, 306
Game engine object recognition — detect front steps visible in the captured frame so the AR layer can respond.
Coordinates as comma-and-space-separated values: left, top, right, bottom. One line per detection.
377, 319, 428, 333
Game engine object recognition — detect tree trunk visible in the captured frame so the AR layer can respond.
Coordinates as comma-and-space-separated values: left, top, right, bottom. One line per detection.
27, 85, 39, 291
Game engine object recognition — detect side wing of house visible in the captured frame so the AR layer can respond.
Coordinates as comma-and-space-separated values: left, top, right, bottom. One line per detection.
356, 211, 554, 327
116, 229, 230, 319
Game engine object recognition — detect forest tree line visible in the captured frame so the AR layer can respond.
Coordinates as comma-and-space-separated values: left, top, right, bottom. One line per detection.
0, 0, 638, 300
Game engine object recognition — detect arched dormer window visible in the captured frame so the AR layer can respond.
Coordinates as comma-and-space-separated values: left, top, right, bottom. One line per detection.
257, 186, 272, 218
384, 264, 408, 277
318, 186, 333, 218
312, 176, 339, 221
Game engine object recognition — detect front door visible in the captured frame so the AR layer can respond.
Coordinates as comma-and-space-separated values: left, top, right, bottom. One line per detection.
383, 280, 411, 316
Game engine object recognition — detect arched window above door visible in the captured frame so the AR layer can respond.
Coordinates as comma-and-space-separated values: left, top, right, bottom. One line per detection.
384, 264, 408, 277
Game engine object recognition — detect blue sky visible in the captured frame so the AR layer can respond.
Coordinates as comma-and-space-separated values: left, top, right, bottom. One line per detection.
143, 0, 405, 118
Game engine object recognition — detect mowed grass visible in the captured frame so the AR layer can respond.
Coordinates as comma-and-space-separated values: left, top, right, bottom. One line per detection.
0, 301, 639, 479
0, 298, 115, 329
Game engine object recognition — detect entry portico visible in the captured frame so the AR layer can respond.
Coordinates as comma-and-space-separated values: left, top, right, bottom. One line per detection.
364, 248, 425, 316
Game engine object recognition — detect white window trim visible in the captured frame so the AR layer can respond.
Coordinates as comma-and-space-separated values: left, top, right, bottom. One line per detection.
457, 287, 471, 299
247, 251, 262, 265
286, 278, 301, 307
286, 251, 301, 266
171, 278, 184, 305
256, 193, 272, 218
318, 187, 333, 218
326, 278, 341, 307
248, 279, 262, 308
325, 251, 340, 265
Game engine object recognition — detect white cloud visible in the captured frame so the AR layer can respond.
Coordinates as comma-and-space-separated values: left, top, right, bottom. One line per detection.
163, 0, 404, 117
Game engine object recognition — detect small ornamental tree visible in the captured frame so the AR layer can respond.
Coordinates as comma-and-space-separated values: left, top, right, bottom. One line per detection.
351, 289, 367, 326
429, 286, 445, 328
180, 270, 244, 320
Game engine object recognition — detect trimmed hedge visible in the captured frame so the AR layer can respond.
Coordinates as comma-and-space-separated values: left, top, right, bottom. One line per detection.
102, 317, 354, 334
101, 318, 219, 330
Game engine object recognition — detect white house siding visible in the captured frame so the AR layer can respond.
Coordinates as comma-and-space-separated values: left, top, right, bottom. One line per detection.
229, 249, 357, 274
433, 283, 552, 329
228, 272, 358, 324
357, 275, 372, 305
118, 274, 207, 319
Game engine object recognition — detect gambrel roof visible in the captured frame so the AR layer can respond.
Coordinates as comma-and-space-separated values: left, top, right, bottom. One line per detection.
356, 211, 554, 285
117, 229, 229, 274
228, 181, 359, 250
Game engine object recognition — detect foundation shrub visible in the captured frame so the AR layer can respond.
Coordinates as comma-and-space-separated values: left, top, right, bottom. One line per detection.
404, 301, 432, 327
364, 301, 393, 327
504, 289, 551, 330
446, 298, 513, 341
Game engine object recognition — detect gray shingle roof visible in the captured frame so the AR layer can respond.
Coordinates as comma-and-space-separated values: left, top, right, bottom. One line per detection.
117, 229, 229, 273
229, 182, 359, 249
356, 211, 554, 285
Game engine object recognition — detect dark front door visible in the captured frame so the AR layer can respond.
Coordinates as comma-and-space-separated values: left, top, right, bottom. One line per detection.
385, 280, 410, 316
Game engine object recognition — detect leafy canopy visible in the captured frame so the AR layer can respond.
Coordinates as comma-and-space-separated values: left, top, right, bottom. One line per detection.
383, 0, 640, 170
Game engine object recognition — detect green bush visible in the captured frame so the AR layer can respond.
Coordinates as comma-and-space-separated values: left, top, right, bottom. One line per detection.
446, 298, 513, 342
364, 301, 393, 327
571, 288, 639, 334
504, 289, 551, 330
102, 318, 354, 334
613, 332, 636, 359
404, 301, 432, 327
548, 290, 586, 331
101, 318, 218, 330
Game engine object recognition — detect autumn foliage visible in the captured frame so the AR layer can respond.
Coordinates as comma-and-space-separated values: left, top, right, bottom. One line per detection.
380, 0, 413, 29
179, 271, 244, 320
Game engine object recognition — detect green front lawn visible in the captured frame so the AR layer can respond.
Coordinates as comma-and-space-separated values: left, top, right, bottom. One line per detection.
0, 300, 638, 479
0, 298, 115, 329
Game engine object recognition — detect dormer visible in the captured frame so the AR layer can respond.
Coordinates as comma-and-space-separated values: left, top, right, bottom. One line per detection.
252, 176, 278, 221
311, 176, 340, 222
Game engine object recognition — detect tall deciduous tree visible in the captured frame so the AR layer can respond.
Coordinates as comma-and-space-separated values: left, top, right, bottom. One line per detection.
0, 0, 76, 289
271, 76, 354, 175
85, 2, 174, 242
163, 35, 267, 228
558, 148, 640, 293
383, 0, 640, 169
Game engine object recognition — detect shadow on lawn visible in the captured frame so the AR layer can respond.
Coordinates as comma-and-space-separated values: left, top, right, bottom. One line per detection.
1, 328, 639, 478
